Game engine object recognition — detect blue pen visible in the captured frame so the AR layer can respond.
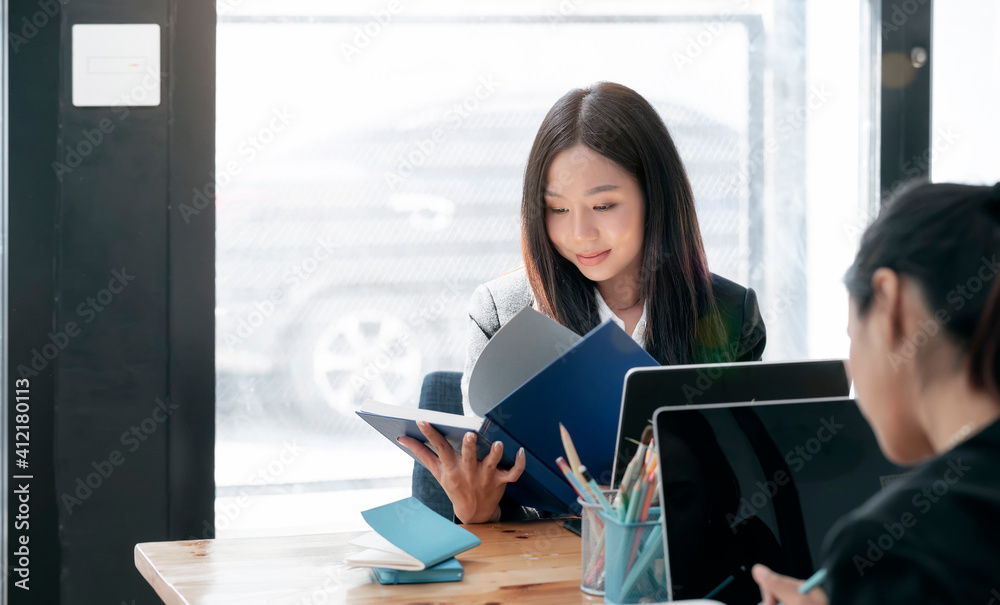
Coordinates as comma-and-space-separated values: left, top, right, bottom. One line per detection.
797, 568, 827, 594
703, 573, 735, 599
777, 568, 827, 605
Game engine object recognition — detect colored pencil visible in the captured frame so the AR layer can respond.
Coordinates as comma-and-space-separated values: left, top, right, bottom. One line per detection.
559, 423, 588, 486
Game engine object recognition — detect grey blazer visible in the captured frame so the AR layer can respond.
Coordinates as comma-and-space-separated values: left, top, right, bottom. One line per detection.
460, 267, 767, 415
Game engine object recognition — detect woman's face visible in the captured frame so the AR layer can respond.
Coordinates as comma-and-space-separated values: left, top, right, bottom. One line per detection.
543, 144, 645, 288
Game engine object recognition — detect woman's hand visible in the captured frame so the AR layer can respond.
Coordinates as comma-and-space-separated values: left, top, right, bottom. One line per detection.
752, 565, 828, 605
399, 420, 526, 524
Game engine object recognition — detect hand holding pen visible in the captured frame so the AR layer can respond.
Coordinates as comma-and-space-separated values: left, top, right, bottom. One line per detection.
752, 565, 828, 605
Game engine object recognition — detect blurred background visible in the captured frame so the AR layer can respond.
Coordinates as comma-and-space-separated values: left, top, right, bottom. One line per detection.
211, 0, 1000, 537
7, 1, 998, 603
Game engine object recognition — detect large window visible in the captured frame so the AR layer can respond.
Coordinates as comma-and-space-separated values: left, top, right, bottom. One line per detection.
930, 0, 1000, 186
215, 0, 874, 535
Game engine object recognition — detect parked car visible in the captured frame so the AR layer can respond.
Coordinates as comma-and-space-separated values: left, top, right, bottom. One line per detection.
215, 94, 747, 438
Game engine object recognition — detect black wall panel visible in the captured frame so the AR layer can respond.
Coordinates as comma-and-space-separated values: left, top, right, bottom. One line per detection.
880, 0, 933, 198
7, 0, 214, 603
8, 0, 62, 602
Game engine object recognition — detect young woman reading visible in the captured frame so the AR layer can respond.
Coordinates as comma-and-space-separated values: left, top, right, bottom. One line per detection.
401, 82, 767, 524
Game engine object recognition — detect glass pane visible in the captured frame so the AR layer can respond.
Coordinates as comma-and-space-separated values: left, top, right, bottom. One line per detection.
931, 0, 1000, 185
215, 0, 872, 536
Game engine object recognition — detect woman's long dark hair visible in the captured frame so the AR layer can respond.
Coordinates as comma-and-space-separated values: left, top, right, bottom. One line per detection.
520, 82, 728, 365
844, 181, 1000, 399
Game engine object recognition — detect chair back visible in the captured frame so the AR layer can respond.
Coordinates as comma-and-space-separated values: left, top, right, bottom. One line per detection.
410, 371, 463, 520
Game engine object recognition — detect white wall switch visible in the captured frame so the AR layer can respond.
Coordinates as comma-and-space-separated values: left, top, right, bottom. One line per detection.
72, 24, 161, 107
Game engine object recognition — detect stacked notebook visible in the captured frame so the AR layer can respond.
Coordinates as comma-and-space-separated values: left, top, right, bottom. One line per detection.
346, 497, 481, 584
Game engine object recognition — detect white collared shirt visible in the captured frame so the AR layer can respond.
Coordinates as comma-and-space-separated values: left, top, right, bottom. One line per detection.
594, 288, 647, 347
531, 288, 647, 347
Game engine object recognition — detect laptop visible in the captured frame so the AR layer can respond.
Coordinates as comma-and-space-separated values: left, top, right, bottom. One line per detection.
651, 398, 905, 603
612, 359, 850, 486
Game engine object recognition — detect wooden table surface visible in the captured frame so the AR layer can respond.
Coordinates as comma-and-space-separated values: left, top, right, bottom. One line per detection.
135, 519, 606, 604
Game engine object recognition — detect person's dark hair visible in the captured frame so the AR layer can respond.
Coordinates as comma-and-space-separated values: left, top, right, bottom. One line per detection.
844, 181, 1000, 399
520, 82, 728, 365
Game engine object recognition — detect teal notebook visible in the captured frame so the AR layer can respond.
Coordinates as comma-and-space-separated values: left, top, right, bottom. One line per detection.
347, 497, 480, 580
371, 557, 464, 585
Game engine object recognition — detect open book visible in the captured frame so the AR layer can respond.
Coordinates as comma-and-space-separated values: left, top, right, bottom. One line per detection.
357, 307, 658, 513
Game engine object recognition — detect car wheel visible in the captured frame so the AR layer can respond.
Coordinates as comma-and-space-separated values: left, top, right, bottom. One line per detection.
310, 312, 423, 416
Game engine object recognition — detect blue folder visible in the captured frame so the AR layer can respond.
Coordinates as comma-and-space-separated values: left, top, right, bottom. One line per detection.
358, 317, 657, 514
483, 319, 657, 509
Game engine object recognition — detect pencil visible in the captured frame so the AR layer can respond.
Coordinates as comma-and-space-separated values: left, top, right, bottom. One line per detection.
579, 465, 614, 514
619, 445, 644, 494
625, 469, 658, 575
559, 423, 587, 486
639, 470, 658, 522
615, 491, 629, 522
619, 426, 653, 492
625, 477, 646, 523
586, 551, 605, 585
555, 456, 594, 503
619, 523, 663, 597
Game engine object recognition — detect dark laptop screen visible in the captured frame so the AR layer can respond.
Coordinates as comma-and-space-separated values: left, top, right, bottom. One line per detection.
614, 360, 850, 486
652, 398, 905, 603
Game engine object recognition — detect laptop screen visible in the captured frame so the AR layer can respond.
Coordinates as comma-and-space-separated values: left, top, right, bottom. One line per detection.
613, 359, 850, 487
651, 398, 905, 603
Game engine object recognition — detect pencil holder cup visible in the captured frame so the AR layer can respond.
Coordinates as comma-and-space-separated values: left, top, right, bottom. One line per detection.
578, 489, 617, 596
600, 507, 668, 604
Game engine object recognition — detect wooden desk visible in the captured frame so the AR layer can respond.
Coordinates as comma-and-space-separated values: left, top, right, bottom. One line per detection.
135, 520, 604, 604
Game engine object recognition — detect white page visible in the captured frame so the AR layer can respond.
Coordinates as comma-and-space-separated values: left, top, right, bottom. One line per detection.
467, 306, 581, 416
359, 399, 483, 431
346, 531, 424, 570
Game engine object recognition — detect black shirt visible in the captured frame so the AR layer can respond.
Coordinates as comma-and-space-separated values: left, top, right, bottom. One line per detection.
820, 416, 1000, 604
